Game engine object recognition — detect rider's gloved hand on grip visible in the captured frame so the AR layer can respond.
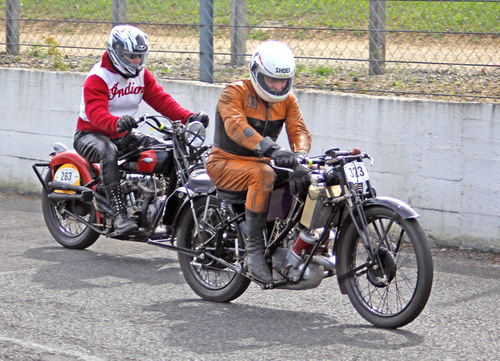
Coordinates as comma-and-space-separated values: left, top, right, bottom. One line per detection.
289, 165, 311, 194
270, 149, 297, 169
255, 136, 296, 168
116, 115, 137, 132
187, 111, 210, 128
294, 151, 309, 164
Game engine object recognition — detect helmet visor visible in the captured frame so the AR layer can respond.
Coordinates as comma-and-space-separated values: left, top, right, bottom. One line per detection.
257, 73, 293, 97
120, 51, 148, 69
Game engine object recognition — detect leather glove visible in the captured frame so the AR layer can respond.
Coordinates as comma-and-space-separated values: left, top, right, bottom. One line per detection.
294, 151, 309, 164
116, 115, 137, 132
270, 149, 297, 169
255, 136, 296, 168
187, 111, 210, 128
289, 165, 311, 194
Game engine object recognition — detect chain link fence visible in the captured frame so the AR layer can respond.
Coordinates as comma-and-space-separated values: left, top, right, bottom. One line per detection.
1, 0, 499, 102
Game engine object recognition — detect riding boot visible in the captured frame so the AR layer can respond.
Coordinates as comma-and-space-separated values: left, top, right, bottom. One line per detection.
105, 182, 138, 236
244, 208, 273, 283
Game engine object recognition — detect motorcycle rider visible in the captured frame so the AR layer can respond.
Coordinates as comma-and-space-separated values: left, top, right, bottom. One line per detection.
74, 25, 209, 236
206, 40, 312, 283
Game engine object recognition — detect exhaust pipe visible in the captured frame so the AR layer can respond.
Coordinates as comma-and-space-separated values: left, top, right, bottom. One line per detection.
48, 190, 93, 202
47, 181, 94, 202
312, 254, 336, 270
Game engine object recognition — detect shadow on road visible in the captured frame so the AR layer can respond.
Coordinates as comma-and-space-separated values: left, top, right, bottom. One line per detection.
144, 298, 425, 355
23, 245, 183, 290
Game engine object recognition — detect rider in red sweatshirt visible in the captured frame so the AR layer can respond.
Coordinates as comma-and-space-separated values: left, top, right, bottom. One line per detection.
74, 25, 209, 235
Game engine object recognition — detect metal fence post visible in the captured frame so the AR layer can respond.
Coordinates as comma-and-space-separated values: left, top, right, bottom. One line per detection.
6, 0, 20, 56
369, 0, 386, 75
112, 0, 127, 26
231, 0, 247, 67
200, 0, 214, 83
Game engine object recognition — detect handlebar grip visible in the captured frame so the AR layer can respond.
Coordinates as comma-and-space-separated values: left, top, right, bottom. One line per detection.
116, 116, 142, 133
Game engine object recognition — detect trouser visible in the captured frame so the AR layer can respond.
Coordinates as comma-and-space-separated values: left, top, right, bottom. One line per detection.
73, 130, 161, 187
206, 147, 288, 213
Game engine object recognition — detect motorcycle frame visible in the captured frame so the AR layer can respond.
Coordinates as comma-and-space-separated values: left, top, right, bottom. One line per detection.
33, 117, 211, 240
151, 150, 424, 290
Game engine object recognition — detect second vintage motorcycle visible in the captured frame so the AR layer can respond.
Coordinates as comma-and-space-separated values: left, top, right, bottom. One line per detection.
150, 147, 434, 329
33, 115, 212, 248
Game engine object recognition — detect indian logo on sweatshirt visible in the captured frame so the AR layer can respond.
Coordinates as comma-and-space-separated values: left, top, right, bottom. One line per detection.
108, 81, 145, 100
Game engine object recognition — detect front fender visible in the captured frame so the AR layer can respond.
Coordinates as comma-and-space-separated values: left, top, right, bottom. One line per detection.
363, 196, 419, 219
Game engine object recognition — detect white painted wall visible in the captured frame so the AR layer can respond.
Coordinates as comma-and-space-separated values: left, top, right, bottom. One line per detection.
0, 68, 498, 251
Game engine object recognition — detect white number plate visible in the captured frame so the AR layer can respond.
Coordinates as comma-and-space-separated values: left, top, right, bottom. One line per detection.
54, 164, 80, 184
344, 161, 369, 183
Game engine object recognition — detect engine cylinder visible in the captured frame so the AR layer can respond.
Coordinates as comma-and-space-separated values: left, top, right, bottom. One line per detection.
287, 229, 318, 268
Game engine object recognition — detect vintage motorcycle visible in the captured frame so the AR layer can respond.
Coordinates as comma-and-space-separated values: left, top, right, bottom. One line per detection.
150, 148, 434, 329
33, 115, 212, 248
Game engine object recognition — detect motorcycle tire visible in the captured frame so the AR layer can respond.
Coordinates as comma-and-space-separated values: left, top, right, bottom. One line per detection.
177, 196, 250, 303
338, 205, 433, 329
41, 172, 100, 249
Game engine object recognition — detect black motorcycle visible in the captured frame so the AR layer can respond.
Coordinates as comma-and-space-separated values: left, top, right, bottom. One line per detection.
150, 148, 434, 329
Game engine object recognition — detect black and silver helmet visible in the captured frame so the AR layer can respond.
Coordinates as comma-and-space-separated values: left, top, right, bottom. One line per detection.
107, 25, 149, 78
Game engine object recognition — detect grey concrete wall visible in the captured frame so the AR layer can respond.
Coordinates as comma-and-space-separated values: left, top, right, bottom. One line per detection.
0, 68, 498, 251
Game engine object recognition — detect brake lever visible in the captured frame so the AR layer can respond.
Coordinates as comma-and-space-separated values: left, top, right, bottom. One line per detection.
269, 160, 294, 173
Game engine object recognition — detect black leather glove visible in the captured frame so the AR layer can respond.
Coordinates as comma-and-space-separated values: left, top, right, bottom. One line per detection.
270, 149, 297, 169
255, 136, 280, 156
289, 165, 311, 194
255, 136, 296, 168
187, 111, 210, 128
116, 115, 137, 132
294, 151, 309, 164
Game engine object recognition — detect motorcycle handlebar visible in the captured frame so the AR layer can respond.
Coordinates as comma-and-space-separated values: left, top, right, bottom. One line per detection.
116, 115, 173, 134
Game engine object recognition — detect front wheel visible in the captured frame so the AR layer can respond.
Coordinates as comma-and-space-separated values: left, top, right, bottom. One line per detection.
338, 206, 433, 328
177, 196, 250, 302
41, 171, 100, 249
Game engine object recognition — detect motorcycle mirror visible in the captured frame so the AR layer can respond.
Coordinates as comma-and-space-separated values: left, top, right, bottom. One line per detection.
184, 121, 206, 148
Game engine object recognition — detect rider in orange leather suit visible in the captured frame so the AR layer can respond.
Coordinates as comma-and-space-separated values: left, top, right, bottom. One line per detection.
206, 40, 311, 283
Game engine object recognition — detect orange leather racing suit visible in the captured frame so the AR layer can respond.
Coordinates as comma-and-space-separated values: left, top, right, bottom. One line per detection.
206, 79, 311, 213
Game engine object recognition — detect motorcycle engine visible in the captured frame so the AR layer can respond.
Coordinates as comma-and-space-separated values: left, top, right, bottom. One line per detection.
121, 175, 167, 228
270, 224, 336, 290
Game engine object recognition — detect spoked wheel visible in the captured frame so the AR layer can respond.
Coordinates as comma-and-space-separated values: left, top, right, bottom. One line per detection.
41, 172, 100, 249
339, 206, 433, 328
177, 196, 250, 302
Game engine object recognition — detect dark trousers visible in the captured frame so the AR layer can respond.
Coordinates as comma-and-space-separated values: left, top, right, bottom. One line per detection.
73, 130, 161, 187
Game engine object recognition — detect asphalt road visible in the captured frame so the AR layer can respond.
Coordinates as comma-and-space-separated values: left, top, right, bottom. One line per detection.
0, 192, 499, 361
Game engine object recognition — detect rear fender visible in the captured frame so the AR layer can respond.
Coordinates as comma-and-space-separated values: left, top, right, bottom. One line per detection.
47, 150, 103, 223
163, 190, 215, 232
49, 150, 97, 185
163, 187, 192, 228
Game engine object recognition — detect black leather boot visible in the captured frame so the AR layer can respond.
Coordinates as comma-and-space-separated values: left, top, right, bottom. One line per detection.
244, 208, 273, 283
105, 182, 138, 236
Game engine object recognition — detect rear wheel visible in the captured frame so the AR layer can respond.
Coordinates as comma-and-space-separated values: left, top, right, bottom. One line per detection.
177, 196, 250, 302
338, 206, 433, 328
41, 171, 100, 249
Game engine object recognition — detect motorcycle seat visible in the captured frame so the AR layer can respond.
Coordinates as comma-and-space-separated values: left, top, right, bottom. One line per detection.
217, 189, 247, 204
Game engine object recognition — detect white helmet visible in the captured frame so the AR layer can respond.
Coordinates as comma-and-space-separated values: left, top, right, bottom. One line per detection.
249, 40, 295, 103
107, 25, 149, 78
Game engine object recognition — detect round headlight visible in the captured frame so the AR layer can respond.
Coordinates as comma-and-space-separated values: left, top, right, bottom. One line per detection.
184, 121, 206, 148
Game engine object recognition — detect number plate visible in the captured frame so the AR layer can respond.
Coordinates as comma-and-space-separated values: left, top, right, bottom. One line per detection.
54, 164, 80, 185
344, 161, 369, 183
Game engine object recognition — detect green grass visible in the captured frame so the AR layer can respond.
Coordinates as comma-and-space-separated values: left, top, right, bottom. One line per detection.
2, 0, 497, 33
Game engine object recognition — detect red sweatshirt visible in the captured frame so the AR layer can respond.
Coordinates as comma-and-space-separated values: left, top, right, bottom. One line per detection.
77, 52, 193, 139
